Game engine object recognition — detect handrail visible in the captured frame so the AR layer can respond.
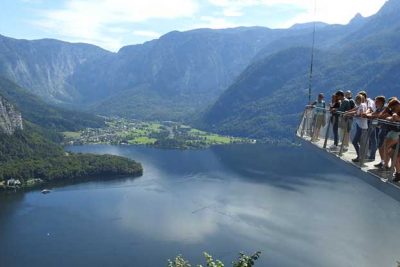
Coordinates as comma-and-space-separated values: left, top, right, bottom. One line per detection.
304, 106, 400, 127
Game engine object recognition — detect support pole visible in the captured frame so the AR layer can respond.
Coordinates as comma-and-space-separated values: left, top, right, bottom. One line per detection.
323, 114, 332, 149
339, 115, 347, 156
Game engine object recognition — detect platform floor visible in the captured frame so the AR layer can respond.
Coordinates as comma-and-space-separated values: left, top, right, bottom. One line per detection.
298, 133, 400, 189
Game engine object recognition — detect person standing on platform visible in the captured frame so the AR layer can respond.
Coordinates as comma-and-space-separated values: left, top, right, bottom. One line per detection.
330, 90, 352, 151
311, 93, 326, 142
345, 94, 368, 162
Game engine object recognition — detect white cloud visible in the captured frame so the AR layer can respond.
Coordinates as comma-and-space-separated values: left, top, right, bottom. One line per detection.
278, 0, 388, 27
33, 0, 199, 51
194, 16, 241, 29
29, 0, 387, 50
133, 30, 161, 38
208, 0, 388, 27
208, 0, 261, 18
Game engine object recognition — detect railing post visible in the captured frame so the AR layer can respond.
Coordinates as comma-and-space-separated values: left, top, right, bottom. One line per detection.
297, 109, 307, 136
359, 124, 372, 167
339, 115, 347, 156
323, 113, 332, 149
310, 111, 315, 140
300, 109, 308, 138
307, 108, 313, 138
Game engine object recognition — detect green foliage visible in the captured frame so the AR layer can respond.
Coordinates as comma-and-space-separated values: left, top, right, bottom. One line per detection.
167, 255, 192, 267
232, 252, 261, 267
0, 77, 105, 132
0, 153, 142, 182
0, 119, 142, 184
0, 123, 63, 163
167, 252, 261, 267
200, 252, 224, 267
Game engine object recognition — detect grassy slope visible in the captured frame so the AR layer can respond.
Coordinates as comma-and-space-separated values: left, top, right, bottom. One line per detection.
0, 77, 105, 132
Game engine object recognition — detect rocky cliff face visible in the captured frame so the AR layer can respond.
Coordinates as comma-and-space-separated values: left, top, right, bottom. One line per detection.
0, 35, 111, 103
0, 96, 23, 135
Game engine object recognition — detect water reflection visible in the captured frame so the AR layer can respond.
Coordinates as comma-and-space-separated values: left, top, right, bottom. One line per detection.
0, 144, 399, 267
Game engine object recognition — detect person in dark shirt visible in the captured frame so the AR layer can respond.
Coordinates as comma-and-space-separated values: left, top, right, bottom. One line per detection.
329, 93, 341, 150
341, 90, 355, 149
330, 90, 352, 151
345, 90, 356, 110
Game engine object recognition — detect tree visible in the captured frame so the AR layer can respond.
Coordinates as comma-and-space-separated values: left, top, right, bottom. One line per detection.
167, 252, 261, 267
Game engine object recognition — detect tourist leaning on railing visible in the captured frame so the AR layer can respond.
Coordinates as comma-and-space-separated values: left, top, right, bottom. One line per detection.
330, 90, 353, 151
383, 98, 400, 180
365, 96, 387, 167
301, 92, 400, 183
358, 91, 378, 162
344, 94, 369, 162
387, 100, 400, 181
311, 93, 326, 142
345, 90, 356, 110
358, 91, 376, 113
329, 93, 341, 149
344, 90, 356, 146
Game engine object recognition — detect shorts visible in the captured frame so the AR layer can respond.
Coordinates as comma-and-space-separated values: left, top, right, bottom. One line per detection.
339, 117, 352, 132
314, 114, 326, 129
386, 131, 400, 140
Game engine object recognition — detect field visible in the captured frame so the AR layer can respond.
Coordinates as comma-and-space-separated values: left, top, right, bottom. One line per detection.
63, 118, 253, 149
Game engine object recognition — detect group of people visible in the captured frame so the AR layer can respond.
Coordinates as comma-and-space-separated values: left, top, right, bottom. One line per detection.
310, 90, 400, 182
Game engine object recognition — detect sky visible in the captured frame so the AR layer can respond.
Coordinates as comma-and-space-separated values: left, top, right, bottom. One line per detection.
0, 0, 388, 51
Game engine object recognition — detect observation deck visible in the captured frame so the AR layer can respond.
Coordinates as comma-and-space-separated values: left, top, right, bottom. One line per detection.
296, 106, 400, 199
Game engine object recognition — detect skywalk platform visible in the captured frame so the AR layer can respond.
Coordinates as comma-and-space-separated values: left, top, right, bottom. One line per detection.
296, 107, 400, 200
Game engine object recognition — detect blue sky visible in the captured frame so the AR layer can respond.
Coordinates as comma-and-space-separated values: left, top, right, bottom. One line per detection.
0, 0, 387, 51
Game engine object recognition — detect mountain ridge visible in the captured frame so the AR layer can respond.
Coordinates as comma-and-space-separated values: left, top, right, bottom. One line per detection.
199, 0, 400, 139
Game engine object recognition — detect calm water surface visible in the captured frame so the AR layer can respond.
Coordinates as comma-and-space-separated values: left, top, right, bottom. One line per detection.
1, 144, 399, 267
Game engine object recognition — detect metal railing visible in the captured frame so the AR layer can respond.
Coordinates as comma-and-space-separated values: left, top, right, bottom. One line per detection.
297, 106, 400, 182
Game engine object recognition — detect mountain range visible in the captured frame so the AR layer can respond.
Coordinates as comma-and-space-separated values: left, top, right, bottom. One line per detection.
200, 0, 400, 139
0, 0, 399, 139
0, 26, 313, 120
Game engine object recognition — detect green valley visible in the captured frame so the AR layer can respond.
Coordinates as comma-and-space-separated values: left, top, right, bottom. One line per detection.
63, 118, 253, 149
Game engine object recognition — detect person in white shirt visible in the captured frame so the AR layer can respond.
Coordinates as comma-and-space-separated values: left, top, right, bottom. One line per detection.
359, 91, 376, 113
345, 94, 368, 162
359, 91, 378, 161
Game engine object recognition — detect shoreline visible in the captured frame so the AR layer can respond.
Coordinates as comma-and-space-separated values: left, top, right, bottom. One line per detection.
0, 171, 143, 194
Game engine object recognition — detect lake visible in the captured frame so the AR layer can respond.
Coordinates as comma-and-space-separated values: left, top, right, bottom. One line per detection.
1, 144, 399, 267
